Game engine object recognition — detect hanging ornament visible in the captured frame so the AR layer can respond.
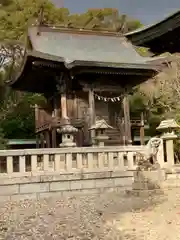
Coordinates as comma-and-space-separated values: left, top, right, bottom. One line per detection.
93, 92, 123, 103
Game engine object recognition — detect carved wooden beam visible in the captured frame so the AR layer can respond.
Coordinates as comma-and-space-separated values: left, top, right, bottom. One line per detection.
81, 82, 130, 93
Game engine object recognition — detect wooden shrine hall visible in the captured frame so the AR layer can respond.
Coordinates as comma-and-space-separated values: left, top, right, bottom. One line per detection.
9, 24, 170, 148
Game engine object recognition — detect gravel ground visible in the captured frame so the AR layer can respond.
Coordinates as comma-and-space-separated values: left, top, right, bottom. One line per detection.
0, 189, 178, 240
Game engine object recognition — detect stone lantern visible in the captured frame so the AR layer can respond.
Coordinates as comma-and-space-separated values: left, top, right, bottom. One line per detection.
58, 123, 78, 147
156, 119, 180, 137
89, 119, 113, 146
156, 119, 180, 167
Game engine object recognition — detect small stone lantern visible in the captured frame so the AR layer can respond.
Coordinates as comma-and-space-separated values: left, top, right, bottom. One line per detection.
89, 119, 113, 146
58, 123, 78, 147
157, 119, 180, 167
156, 119, 180, 138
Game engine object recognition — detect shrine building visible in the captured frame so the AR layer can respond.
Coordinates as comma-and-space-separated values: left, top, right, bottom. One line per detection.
9, 24, 170, 148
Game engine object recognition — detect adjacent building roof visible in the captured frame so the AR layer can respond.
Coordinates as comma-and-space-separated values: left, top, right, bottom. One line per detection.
126, 10, 180, 54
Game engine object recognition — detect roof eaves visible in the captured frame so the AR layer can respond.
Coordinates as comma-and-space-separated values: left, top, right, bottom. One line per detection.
145, 55, 177, 64
68, 60, 161, 71
126, 10, 180, 45
8, 48, 169, 88
27, 50, 164, 72
126, 10, 180, 36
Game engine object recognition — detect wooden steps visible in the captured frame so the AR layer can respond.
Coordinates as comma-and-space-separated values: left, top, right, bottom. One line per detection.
105, 128, 122, 146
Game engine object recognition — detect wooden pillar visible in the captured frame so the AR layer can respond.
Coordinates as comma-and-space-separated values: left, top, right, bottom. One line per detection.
88, 88, 96, 144
45, 130, 51, 148
34, 104, 39, 128
73, 94, 78, 119
54, 95, 59, 118
140, 112, 145, 145
51, 128, 57, 148
36, 134, 40, 148
40, 133, 45, 148
61, 92, 68, 119
123, 95, 132, 145
131, 128, 135, 145
119, 118, 125, 145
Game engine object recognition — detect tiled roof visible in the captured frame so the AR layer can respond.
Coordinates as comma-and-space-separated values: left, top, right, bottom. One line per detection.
28, 26, 168, 68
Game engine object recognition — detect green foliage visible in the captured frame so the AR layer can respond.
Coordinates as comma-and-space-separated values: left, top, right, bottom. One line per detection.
1, 93, 46, 139
1, 99, 34, 139
0, 128, 7, 149
129, 91, 148, 116
0, 2, 142, 43
129, 86, 166, 137
0, 0, 13, 6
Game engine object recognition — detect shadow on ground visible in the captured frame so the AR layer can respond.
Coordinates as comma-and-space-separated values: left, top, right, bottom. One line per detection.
93, 189, 167, 239
0, 189, 167, 240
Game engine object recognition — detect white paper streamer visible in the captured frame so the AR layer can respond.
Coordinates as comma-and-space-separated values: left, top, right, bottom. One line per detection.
94, 93, 123, 102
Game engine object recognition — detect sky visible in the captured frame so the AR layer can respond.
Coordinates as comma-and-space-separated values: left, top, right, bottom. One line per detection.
52, 0, 180, 25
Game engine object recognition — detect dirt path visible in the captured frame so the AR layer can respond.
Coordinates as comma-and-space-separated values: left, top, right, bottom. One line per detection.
118, 189, 180, 240
0, 189, 178, 239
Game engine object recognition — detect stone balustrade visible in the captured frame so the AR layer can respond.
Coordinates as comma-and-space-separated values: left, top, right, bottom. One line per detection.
0, 146, 148, 177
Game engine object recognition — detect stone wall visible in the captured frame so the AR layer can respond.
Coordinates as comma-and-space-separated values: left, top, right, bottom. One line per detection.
0, 145, 166, 201
163, 168, 180, 188
0, 171, 133, 202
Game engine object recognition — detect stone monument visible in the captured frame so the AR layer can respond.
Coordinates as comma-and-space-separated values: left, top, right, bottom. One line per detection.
132, 136, 165, 196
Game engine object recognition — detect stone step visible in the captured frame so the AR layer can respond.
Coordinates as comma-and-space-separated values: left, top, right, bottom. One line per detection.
106, 128, 121, 133
106, 129, 121, 135
104, 139, 122, 146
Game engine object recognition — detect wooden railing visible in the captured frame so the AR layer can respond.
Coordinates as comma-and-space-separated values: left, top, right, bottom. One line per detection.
36, 117, 85, 132
0, 146, 148, 177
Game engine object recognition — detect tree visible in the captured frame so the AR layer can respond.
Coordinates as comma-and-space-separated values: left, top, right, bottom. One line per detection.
0, 128, 7, 149
129, 53, 180, 141
66, 8, 142, 32
137, 54, 180, 117
0, 0, 13, 6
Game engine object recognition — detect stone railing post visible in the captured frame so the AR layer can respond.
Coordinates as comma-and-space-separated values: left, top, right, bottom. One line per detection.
157, 119, 180, 168
162, 133, 177, 167
156, 139, 165, 168
0, 146, 149, 177
7, 156, 13, 174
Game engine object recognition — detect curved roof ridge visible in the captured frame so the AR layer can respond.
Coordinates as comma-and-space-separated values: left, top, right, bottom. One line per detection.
126, 9, 180, 36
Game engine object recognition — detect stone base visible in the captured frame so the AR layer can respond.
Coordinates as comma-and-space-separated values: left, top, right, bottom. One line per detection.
132, 181, 162, 190
93, 136, 109, 147
133, 170, 165, 191
0, 171, 134, 202
126, 189, 164, 197
60, 142, 76, 147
